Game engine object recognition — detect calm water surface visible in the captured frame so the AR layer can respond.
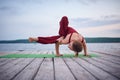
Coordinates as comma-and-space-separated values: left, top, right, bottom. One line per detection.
0, 43, 120, 54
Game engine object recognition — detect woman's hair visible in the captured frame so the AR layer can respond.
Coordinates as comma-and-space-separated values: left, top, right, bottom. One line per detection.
72, 41, 83, 53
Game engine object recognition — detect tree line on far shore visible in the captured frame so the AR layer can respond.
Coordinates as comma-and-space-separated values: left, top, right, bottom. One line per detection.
0, 37, 120, 43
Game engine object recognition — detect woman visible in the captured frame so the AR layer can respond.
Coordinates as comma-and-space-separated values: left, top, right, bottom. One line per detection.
29, 16, 88, 57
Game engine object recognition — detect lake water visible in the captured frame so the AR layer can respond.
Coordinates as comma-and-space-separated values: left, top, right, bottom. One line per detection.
87, 43, 120, 54
0, 43, 120, 54
0, 43, 66, 51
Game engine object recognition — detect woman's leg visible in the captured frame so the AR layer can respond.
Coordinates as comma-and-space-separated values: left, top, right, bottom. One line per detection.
29, 36, 60, 44
59, 23, 68, 37
59, 17, 69, 37
29, 36, 63, 56
37, 36, 60, 44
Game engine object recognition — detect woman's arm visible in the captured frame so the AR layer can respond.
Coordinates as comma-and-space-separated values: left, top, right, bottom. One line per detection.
55, 42, 60, 55
55, 35, 70, 56
82, 40, 88, 56
57, 36, 64, 43
59, 34, 70, 44
55, 42, 63, 56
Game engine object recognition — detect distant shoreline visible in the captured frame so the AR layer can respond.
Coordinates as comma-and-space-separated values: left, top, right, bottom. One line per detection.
0, 37, 120, 43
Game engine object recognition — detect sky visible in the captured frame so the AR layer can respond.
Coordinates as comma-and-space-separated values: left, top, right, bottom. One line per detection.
0, 0, 120, 40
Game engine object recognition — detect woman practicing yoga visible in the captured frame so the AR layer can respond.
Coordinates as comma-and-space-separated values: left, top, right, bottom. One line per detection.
29, 16, 88, 57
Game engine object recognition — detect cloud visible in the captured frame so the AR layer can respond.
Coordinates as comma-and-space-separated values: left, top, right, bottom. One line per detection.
64, 0, 98, 5
0, 0, 120, 40
77, 23, 120, 37
70, 18, 90, 23
0, 6, 18, 16
101, 14, 120, 20
70, 16, 120, 28
0, 6, 11, 10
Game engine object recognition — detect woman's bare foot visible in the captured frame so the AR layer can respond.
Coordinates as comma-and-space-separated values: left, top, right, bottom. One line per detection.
56, 54, 63, 57
29, 37, 34, 42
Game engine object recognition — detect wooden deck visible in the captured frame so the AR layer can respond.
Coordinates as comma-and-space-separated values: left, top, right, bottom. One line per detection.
0, 50, 120, 80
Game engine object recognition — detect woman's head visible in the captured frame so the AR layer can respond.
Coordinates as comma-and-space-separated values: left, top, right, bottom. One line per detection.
68, 41, 83, 53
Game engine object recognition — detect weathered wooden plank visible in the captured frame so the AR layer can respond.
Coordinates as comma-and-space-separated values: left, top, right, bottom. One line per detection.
0, 51, 18, 56
63, 58, 97, 80
0, 51, 18, 64
0, 58, 8, 62
73, 58, 119, 80
83, 57, 120, 79
91, 51, 120, 57
0, 58, 16, 66
93, 57, 120, 68
13, 58, 43, 80
91, 52, 120, 64
0, 49, 119, 80
34, 58, 54, 80
0, 58, 34, 80
98, 56, 120, 65
0, 58, 25, 73
54, 58, 76, 80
